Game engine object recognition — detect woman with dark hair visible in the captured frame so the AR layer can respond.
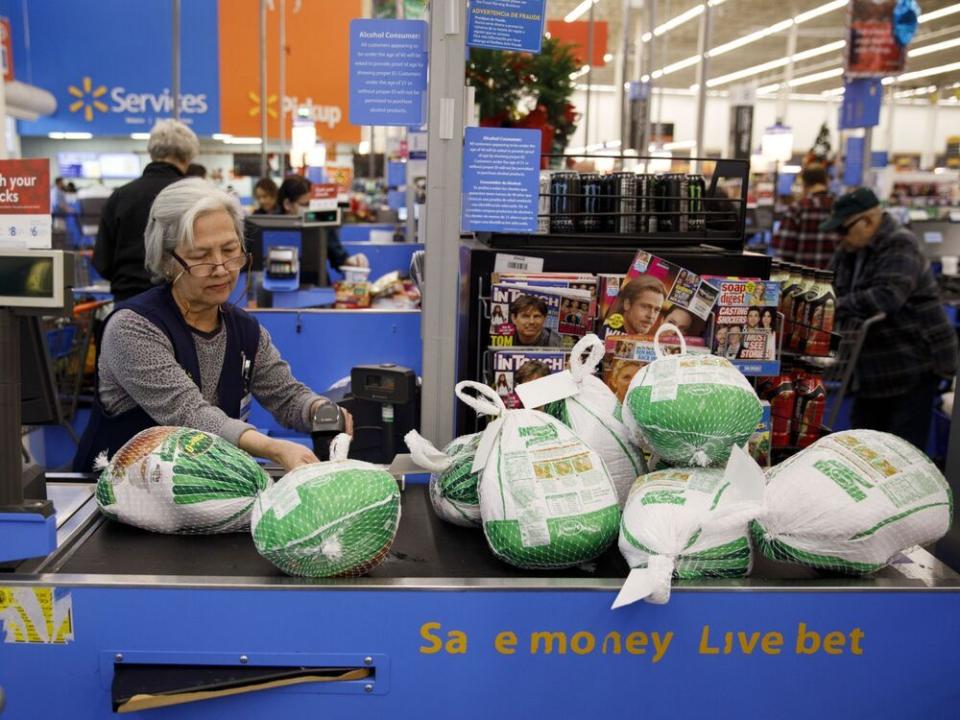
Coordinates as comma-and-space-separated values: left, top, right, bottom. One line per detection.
761, 308, 775, 330
276, 175, 368, 270
253, 177, 279, 215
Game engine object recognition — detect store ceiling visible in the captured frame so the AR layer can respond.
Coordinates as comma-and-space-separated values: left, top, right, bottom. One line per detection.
546, 0, 960, 99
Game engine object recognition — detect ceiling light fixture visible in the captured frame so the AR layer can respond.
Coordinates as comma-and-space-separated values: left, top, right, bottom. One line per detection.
919, 3, 960, 23
564, 0, 599, 24
896, 59, 960, 82
909, 36, 960, 58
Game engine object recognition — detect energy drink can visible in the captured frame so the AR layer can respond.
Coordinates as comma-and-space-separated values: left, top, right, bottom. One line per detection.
579, 173, 603, 233
636, 173, 657, 233
537, 171, 551, 234
656, 173, 689, 232
686, 173, 706, 232
549, 171, 580, 234
607, 171, 637, 234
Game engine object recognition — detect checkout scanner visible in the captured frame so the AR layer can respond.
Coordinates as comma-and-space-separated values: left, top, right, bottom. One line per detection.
0, 249, 74, 564
245, 208, 341, 308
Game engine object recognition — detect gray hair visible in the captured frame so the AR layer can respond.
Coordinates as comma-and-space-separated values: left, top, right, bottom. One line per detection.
144, 178, 245, 283
147, 119, 200, 164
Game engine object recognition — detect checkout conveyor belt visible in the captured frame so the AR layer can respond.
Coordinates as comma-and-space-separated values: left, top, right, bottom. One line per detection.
12, 483, 960, 589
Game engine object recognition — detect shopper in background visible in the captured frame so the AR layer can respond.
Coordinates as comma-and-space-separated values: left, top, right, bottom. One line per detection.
93, 119, 199, 301
74, 179, 353, 473
823, 187, 958, 449
51, 176, 74, 234
773, 165, 838, 269
185, 163, 208, 179
276, 174, 368, 270
253, 177, 279, 215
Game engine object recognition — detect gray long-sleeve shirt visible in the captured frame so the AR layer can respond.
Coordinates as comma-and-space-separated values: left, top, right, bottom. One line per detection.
98, 310, 324, 445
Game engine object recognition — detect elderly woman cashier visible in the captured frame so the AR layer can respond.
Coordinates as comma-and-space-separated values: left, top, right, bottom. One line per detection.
73, 179, 353, 473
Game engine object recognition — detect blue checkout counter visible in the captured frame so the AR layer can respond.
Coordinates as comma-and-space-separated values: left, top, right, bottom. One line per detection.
1, 478, 959, 719
248, 308, 422, 436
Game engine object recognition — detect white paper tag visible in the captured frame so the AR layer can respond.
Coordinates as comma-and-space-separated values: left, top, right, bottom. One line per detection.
470, 417, 504, 475
611, 568, 656, 609
515, 369, 579, 409
493, 253, 545, 274
264, 479, 305, 520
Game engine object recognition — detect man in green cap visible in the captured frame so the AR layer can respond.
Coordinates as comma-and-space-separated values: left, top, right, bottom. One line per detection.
823, 187, 957, 449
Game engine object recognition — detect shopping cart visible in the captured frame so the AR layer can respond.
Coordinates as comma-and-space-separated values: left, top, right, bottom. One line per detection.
44, 299, 112, 431
811, 312, 886, 430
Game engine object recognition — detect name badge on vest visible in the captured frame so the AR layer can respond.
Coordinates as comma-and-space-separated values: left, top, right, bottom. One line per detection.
240, 351, 253, 422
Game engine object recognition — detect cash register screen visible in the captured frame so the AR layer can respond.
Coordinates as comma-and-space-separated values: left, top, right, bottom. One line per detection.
366, 374, 396, 393
924, 232, 944, 244
0, 255, 55, 298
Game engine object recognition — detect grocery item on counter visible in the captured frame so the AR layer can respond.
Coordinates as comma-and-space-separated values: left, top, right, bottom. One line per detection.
623, 324, 763, 467
531, 334, 647, 506
753, 430, 951, 574
613, 445, 765, 607
406, 430, 483, 528
94, 426, 270, 534
456, 381, 621, 570
251, 435, 401, 577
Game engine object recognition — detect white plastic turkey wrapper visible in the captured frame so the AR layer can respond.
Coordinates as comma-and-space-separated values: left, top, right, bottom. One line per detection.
406, 429, 483, 527
516, 334, 647, 506
456, 381, 621, 570
621, 324, 762, 468
612, 445, 766, 608
753, 429, 951, 574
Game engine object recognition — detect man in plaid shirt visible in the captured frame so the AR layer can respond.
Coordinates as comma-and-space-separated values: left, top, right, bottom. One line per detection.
773, 165, 838, 269
823, 188, 958, 449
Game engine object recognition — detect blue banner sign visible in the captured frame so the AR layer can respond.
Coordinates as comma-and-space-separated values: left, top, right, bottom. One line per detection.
461, 126, 540, 234
349, 19, 428, 127
467, 0, 546, 54
839, 78, 883, 130
14, 0, 220, 136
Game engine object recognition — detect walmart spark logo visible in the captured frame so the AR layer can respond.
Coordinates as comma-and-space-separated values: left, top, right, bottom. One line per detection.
248, 91, 278, 119
68, 76, 108, 122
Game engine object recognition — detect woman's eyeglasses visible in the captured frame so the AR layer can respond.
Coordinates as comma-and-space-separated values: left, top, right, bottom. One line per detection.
171, 251, 250, 278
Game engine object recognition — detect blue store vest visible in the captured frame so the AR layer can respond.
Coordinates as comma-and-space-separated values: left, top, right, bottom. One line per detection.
73, 285, 260, 472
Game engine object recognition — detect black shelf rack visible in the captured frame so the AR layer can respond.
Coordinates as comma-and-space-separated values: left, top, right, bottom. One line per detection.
478, 156, 750, 253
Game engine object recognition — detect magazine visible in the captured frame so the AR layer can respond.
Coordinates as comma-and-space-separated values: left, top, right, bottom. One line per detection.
601, 250, 719, 340
703, 276, 781, 376
601, 334, 709, 403
491, 348, 567, 409
489, 283, 595, 349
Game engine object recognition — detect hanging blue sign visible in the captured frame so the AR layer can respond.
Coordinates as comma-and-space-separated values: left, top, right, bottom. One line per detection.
466, 0, 547, 54
839, 78, 883, 130
349, 19, 428, 127
461, 126, 540, 234
13, 0, 220, 136
844, 136, 865, 186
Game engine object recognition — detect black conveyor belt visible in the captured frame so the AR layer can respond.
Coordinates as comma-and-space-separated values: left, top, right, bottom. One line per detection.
53, 484, 633, 579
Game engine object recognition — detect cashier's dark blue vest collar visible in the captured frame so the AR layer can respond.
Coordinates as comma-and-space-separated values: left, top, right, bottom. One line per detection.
72, 284, 260, 472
